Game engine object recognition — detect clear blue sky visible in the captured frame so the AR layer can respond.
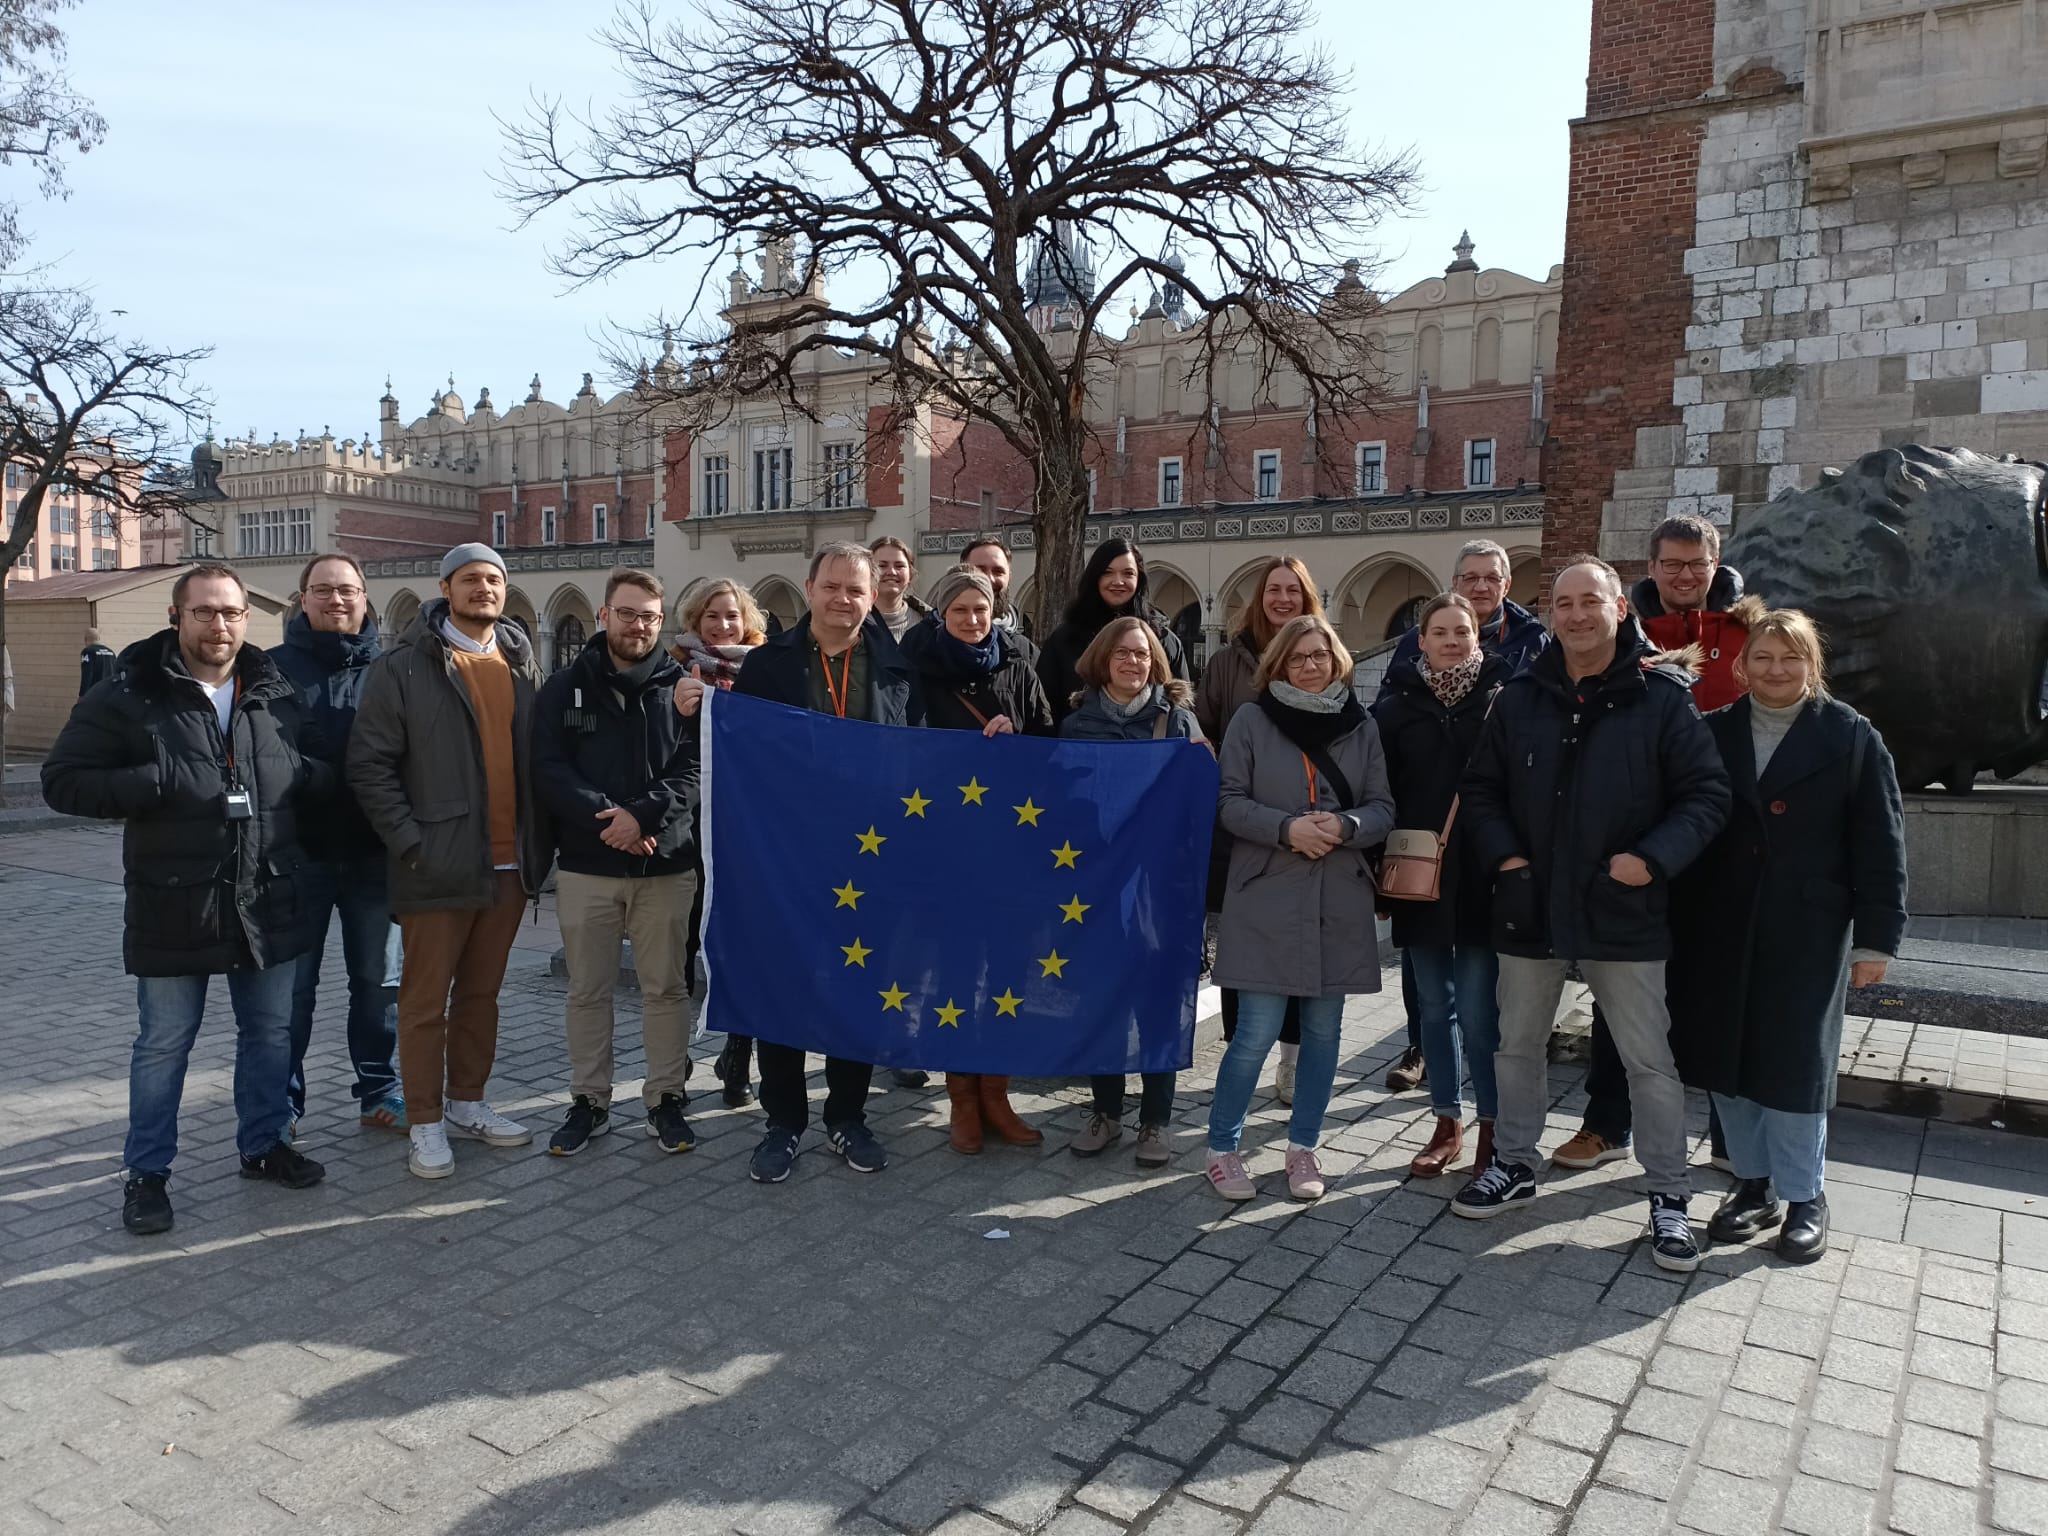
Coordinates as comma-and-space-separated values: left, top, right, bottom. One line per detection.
25, 0, 1591, 442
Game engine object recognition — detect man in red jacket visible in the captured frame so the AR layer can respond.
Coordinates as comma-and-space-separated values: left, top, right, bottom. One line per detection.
1552, 513, 1746, 1173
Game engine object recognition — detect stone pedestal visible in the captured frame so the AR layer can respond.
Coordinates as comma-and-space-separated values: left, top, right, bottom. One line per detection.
1904, 787, 2048, 918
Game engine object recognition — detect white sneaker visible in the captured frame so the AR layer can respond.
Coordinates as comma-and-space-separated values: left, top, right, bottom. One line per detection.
408, 1121, 453, 1179
444, 1099, 532, 1147
1275, 1055, 1296, 1105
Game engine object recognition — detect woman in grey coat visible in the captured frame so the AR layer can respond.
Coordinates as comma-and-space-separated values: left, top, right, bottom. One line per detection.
1208, 615, 1395, 1203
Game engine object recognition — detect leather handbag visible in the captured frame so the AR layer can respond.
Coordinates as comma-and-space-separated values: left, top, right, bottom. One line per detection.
1378, 801, 1457, 903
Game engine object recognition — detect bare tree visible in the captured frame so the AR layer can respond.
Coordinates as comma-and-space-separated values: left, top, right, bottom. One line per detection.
0, 282, 211, 762
0, 0, 104, 264
503, 0, 1414, 626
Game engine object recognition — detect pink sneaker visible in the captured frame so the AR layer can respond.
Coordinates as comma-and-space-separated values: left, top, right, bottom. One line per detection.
1285, 1146, 1326, 1201
1205, 1151, 1256, 1202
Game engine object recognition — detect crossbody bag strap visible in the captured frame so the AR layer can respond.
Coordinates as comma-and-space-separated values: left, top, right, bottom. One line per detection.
1302, 744, 1357, 811
955, 690, 992, 727
1152, 709, 1170, 740
1432, 686, 1499, 843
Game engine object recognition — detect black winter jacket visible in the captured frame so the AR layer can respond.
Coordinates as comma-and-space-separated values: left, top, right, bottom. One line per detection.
733, 612, 925, 725
533, 634, 699, 879
42, 632, 318, 977
1037, 609, 1190, 725
269, 611, 383, 862
1369, 650, 1513, 949
1461, 616, 1732, 962
900, 620, 1055, 735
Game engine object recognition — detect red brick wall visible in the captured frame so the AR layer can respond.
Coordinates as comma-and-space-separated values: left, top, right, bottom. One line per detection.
473, 474, 656, 547
664, 431, 692, 520
864, 408, 905, 510
1542, 0, 1718, 583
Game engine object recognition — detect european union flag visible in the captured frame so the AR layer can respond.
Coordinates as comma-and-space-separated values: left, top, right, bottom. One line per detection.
700, 691, 1217, 1075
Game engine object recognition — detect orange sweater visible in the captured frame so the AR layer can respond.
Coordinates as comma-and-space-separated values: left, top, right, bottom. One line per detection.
446, 645, 518, 866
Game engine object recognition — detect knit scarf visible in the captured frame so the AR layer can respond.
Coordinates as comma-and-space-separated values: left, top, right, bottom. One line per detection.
1258, 680, 1367, 751
1422, 649, 1485, 709
929, 623, 1003, 678
672, 631, 755, 687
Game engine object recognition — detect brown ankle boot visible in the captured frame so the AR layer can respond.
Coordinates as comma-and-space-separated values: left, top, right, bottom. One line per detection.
1409, 1116, 1463, 1178
978, 1076, 1042, 1146
946, 1074, 983, 1155
1468, 1119, 1495, 1175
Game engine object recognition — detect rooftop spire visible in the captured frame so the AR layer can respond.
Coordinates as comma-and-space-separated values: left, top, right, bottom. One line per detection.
1446, 231, 1478, 274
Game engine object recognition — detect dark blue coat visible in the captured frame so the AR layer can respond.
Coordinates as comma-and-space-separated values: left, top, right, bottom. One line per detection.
270, 612, 382, 862
1377, 596, 1546, 705
733, 612, 924, 726
1461, 616, 1731, 962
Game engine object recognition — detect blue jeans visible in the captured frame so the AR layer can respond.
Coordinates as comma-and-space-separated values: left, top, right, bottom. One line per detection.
1712, 1093, 1828, 1203
1408, 943, 1500, 1121
288, 857, 401, 1115
1208, 992, 1345, 1152
128, 963, 297, 1176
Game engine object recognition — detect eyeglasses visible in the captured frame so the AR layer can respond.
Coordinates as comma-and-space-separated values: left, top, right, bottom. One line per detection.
1453, 572, 1506, 588
1285, 650, 1335, 671
183, 606, 249, 624
1656, 558, 1714, 577
306, 584, 364, 601
609, 608, 664, 629
1108, 647, 1152, 664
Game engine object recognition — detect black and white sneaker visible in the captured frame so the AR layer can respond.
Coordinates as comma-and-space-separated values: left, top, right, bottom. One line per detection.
826, 1121, 888, 1173
1450, 1158, 1536, 1219
1648, 1192, 1701, 1272
548, 1096, 611, 1156
646, 1093, 695, 1154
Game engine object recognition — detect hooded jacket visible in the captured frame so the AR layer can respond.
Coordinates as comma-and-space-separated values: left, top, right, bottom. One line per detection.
42, 632, 317, 976
1460, 614, 1731, 962
1629, 565, 1747, 714
1377, 596, 1547, 703
346, 598, 550, 912
533, 633, 698, 879
269, 610, 383, 861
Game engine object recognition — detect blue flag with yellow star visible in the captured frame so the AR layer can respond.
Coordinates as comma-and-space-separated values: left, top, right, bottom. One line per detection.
699, 690, 1217, 1074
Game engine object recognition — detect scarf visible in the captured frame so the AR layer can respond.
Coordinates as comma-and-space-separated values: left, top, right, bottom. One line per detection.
1422, 649, 1485, 709
672, 630, 755, 687
1258, 679, 1366, 751
605, 644, 665, 696
929, 623, 1003, 678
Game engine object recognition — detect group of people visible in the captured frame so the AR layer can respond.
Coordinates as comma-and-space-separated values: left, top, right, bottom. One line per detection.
45, 515, 1906, 1280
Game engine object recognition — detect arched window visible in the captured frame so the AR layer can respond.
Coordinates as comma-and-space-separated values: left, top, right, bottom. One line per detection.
553, 614, 586, 671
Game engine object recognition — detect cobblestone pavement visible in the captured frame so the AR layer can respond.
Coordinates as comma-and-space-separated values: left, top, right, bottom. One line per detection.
5, 825, 2048, 1536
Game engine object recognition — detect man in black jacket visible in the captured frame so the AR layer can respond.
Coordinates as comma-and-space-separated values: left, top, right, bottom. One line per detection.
676, 540, 924, 1183
271, 553, 404, 1136
534, 568, 700, 1158
43, 563, 327, 1236
1453, 555, 1730, 1273
79, 628, 117, 698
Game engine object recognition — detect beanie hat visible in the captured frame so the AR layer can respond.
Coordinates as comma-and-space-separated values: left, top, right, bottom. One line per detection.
926, 564, 995, 619
440, 542, 507, 581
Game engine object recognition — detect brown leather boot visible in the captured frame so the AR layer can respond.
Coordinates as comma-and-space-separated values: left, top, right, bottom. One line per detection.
978, 1076, 1043, 1146
946, 1074, 983, 1155
1468, 1119, 1495, 1176
1409, 1116, 1463, 1178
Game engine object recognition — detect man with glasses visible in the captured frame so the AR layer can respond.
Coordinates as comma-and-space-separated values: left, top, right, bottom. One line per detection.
533, 569, 701, 1157
271, 553, 406, 1139
45, 562, 327, 1235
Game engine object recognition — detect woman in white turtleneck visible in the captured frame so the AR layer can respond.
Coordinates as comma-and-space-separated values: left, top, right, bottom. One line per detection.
1665, 599, 1908, 1267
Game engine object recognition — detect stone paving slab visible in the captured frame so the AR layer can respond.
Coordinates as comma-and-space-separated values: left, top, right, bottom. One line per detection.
5, 824, 2048, 1534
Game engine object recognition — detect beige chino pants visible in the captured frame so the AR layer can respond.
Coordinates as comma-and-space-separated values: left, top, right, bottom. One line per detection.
555, 868, 697, 1108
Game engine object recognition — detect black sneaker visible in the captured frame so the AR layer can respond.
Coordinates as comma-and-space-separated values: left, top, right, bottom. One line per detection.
239, 1142, 326, 1189
749, 1127, 801, 1183
1648, 1192, 1702, 1272
827, 1121, 888, 1173
646, 1093, 695, 1154
549, 1096, 611, 1156
889, 1068, 930, 1090
122, 1173, 172, 1235
1450, 1158, 1536, 1219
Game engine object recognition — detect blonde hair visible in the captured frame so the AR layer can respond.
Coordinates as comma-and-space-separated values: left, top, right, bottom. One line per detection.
1256, 614, 1355, 689
681, 577, 768, 646
1729, 595, 1827, 698
1238, 555, 1326, 652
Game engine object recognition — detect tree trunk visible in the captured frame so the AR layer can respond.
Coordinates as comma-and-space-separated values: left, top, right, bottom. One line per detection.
1028, 434, 1090, 636
0, 587, 10, 773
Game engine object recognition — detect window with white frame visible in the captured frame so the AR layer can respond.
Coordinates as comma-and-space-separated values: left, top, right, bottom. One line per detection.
492, 510, 507, 547
822, 442, 859, 509
14, 539, 31, 569
645, 502, 657, 538
288, 507, 312, 554
1466, 438, 1495, 488
702, 455, 729, 516
542, 505, 558, 545
52, 541, 76, 571
50, 502, 75, 535
93, 545, 116, 570
93, 509, 116, 539
191, 523, 215, 558
1355, 441, 1386, 494
1088, 467, 1099, 513
592, 502, 609, 543
752, 446, 793, 511
979, 489, 997, 521
1254, 450, 1281, 501
1158, 457, 1183, 507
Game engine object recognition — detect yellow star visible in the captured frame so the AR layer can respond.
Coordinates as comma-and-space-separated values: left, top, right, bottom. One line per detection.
879, 982, 909, 1012
934, 999, 964, 1028
841, 937, 871, 968
960, 777, 987, 805
1059, 895, 1090, 925
856, 825, 887, 856
832, 879, 864, 910
993, 989, 1022, 1018
1013, 798, 1043, 826
1051, 841, 1081, 869
1037, 950, 1069, 979
901, 789, 931, 818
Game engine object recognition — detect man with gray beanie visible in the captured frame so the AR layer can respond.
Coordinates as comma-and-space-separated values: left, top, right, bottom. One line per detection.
349, 541, 549, 1179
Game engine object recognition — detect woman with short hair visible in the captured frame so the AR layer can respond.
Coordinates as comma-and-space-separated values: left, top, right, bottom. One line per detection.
1037, 538, 1190, 726
1060, 615, 1203, 1167
1207, 615, 1395, 1202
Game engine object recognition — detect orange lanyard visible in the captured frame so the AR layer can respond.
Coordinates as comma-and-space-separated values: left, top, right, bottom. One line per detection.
1301, 751, 1317, 810
820, 646, 853, 719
